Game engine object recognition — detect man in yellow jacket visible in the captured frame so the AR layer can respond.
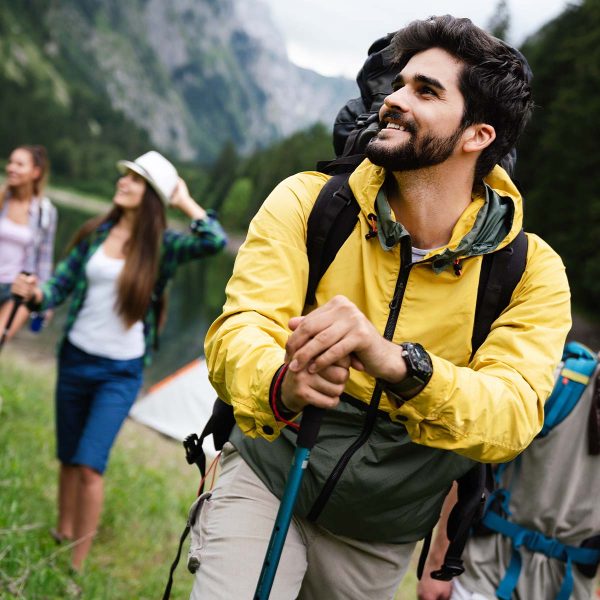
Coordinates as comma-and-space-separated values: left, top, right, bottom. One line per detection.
191, 15, 571, 600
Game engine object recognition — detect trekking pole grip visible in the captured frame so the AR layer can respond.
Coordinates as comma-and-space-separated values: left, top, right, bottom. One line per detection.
11, 270, 32, 302
297, 405, 324, 450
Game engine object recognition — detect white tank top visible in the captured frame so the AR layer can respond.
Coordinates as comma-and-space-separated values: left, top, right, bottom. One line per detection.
0, 216, 34, 283
68, 244, 145, 360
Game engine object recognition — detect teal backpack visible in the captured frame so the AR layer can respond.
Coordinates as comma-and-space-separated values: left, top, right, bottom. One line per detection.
480, 341, 600, 600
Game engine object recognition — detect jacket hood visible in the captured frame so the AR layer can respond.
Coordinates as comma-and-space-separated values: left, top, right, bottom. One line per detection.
348, 159, 524, 273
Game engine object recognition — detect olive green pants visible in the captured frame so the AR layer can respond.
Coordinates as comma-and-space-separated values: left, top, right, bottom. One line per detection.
189, 443, 415, 600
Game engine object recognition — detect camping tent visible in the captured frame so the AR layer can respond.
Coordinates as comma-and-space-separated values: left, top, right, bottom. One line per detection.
129, 358, 217, 454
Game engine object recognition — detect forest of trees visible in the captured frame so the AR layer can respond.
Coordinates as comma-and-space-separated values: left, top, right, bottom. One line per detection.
517, 0, 600, 314
2, 0, 598, 314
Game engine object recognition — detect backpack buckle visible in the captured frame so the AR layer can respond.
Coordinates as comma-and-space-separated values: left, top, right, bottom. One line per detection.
183, 433, 203, 465
430, 559, 465, 581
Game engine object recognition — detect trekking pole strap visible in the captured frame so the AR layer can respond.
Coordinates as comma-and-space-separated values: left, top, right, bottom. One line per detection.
162, 492, 211, 600
482, 509, 600, 600
162, 523, 191, 600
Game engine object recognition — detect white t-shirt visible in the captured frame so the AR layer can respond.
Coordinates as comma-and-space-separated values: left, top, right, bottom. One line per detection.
0, 217, 34, 283
68, 244, 145, 360
412, 246, 434, 263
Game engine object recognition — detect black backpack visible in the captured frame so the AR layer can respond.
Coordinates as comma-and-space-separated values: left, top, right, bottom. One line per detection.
332, 32, 396, 159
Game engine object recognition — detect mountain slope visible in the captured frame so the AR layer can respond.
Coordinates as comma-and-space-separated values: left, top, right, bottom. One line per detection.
4, 0, 356, 163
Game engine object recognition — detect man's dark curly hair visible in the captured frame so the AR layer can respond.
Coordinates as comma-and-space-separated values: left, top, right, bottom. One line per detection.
391, 15, 534, 181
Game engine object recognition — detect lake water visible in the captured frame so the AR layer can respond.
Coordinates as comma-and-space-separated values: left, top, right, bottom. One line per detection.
13, 201, 600, 389
27, 203, 236, 388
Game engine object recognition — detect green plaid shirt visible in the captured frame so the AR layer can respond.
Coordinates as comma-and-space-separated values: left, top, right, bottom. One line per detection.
37, 212, 227, 365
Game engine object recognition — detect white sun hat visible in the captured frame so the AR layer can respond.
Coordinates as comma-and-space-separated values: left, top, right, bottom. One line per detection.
116, 151, 178, 205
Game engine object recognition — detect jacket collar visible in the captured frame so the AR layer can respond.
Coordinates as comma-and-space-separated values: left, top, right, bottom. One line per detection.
348, 159, 524, 271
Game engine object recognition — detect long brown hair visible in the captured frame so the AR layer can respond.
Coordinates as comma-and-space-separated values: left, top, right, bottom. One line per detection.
68, 185, 166, 327
0, 144, 50, 209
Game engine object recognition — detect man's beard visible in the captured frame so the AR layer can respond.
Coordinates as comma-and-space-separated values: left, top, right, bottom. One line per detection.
365, 118, 464, 172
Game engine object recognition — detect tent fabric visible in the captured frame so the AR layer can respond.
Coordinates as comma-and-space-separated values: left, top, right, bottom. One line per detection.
129, 358, 217, 454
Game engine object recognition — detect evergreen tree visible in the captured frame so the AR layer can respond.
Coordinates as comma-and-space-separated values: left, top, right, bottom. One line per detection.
487, 0, 511, 40
518, 0, 600, 314
203, 142, 239, 212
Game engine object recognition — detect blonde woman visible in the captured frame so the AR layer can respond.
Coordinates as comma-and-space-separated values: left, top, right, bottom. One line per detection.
0, 145, 56, 338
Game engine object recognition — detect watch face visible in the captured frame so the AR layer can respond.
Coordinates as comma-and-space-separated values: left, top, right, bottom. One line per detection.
404, 343, 433, 378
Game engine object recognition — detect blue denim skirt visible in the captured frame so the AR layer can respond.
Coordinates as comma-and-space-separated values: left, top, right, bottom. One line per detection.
0, 282, 12, 307
55, 339, 143, 474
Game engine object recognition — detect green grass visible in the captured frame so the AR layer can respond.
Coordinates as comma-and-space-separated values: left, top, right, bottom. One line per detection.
0, 355, 200, 599
0, 353, 420, 599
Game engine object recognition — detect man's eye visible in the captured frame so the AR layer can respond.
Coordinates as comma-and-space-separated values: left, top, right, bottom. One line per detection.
420, 86, 437, 96
391, 82, 404, 92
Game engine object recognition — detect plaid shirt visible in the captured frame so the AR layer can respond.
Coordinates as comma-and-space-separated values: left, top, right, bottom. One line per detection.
37, 211, 227, 364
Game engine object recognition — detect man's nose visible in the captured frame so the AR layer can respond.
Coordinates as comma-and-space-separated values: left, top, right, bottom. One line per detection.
380, 89, 409, 119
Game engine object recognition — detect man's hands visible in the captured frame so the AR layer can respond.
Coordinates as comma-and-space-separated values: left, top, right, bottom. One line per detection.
280, 296, 407, 413
11, 273, 42, 304
280, 354, 351, 413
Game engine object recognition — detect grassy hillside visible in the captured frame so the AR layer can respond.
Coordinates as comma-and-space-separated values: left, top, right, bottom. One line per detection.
0, 353, 199, 599
0, 350, 420, 598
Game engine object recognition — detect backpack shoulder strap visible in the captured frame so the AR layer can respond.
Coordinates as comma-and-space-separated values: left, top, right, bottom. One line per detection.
183, 397, 236, 478
420, 230, 528, 582
183, 171, 362, 481
471, 229, 528, 358
540, 341, 598, 437
316, 154, 366, 175
419, 463, 493, 582
305, 172, 360, 306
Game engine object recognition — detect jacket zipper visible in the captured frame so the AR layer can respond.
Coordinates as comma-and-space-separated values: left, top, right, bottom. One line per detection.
307, 237, 414, 521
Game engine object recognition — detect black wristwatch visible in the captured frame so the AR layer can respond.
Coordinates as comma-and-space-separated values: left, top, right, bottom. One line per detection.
380, 342, 433, 401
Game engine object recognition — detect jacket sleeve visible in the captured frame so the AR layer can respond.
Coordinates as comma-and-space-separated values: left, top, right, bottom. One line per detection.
395, 234, 572, 463
38, 240, 88, 310
163, 211, 227, 266
204, 173, 327, 441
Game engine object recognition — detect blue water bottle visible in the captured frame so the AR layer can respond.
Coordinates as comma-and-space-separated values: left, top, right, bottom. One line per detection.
30, 312, 45, 333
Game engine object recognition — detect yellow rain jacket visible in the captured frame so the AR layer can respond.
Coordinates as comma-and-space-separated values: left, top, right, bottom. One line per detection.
205, 159, 571, 542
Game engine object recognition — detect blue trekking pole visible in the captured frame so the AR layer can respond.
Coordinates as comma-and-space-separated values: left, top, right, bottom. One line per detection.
254, 405, 324, 600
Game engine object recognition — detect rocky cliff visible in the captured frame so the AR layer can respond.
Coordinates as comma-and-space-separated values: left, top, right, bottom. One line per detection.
36, 0, 356, 161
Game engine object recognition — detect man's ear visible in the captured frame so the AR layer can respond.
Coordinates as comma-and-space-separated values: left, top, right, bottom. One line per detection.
462, 124, 496, 154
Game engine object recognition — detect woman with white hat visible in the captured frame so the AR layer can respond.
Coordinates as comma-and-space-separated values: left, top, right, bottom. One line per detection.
12, 150, 227, 572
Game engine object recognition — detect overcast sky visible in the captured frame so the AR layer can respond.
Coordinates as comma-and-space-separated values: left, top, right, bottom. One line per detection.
262, 0, 576, 78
